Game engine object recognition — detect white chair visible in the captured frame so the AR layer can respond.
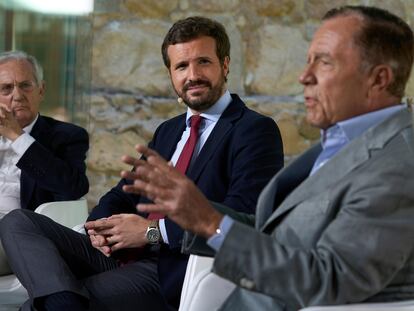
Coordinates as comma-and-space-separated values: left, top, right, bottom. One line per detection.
179, 255, 235, 311
0, 199, 88, 311
180, 255, 414, 311
33, 199, 88, 229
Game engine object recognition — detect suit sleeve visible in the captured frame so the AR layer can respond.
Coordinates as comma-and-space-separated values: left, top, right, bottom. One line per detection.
87, 178, 142, 221
212, 144, 414, 310
166, 115, 284, 249
17, 125, 89, 200
219, 116, 283, 214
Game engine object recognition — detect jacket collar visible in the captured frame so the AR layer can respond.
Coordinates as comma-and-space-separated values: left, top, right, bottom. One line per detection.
187, 94, 246, 181
260, 108, 413, 230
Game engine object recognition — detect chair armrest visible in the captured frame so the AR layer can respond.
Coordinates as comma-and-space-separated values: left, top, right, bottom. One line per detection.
34, 199, 88, 229
180, 255, 214, 310
179, 255, 235, 311
72, 223, 87, 234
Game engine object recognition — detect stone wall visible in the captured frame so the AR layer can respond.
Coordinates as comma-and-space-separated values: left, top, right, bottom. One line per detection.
85, 0, 414, 208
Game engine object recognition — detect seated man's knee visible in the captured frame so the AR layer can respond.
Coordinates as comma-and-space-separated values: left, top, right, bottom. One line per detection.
0, 209, 34, 236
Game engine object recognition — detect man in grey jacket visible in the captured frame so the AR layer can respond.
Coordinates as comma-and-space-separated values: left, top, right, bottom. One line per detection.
121, 5, 414, 311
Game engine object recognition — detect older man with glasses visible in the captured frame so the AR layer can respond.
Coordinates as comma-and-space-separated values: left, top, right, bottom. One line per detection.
0, 50, 89, 275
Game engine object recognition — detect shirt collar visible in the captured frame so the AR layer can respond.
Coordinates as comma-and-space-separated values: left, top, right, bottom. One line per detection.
321, 104, 406, 145
23, 114, 39, 134
185, 90, 232, 126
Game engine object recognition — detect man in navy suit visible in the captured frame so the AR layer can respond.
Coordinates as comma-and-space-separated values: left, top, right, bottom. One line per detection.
0, 51, 89, 275
0, 17, 283, 310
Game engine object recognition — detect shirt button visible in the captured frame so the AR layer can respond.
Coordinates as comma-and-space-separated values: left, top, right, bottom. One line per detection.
240, 277, 255, 290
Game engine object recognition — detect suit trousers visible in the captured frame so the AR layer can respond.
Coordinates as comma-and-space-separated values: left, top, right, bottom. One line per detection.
0, 209, 171, 311
0, 212, 12, 275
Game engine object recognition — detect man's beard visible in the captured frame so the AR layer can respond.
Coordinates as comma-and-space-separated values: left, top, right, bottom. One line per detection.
178, 74, 226, 112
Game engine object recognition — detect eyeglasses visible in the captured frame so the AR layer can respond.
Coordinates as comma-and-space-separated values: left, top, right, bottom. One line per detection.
0, 81, 36, 96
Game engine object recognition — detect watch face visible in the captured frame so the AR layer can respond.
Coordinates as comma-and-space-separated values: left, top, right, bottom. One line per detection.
147, 228, 160, 243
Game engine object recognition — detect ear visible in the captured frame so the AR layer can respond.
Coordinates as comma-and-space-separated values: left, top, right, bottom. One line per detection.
38, 80, 46, 99
368, 64, 394, 94
222, 56, 230, 77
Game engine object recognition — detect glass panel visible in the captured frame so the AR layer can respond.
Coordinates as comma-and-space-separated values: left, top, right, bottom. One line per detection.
0, 3, 91, 128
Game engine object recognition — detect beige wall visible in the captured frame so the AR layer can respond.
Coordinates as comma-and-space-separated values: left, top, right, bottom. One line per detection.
85, 0, 414, 207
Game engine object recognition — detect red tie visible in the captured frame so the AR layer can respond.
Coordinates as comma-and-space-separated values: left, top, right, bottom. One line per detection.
116, 115, 203, 264
175, 115, 202, 174
148, 115, 202, 220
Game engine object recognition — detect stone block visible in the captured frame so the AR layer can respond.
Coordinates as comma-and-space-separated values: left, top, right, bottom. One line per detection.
188, 0, 240, 12
92, 19, 172, 96
276, 114, 310, 155
87, 131, 147, 172
252, 0, 304, 22
122, 0, 179, 18
245, 23, 307, 96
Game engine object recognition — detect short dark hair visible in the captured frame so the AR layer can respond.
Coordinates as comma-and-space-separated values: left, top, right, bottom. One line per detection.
323, 6, 414, 98
161, 16, 230, 69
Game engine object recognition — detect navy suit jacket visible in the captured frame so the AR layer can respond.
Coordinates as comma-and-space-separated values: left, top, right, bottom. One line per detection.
88, 94, 284, 308
17, 115, 89, 211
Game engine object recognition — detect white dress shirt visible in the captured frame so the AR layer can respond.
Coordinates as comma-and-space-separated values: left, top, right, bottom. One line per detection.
0, 115, 37, 216
160, 91, 232, 243
310, 104, 405, 174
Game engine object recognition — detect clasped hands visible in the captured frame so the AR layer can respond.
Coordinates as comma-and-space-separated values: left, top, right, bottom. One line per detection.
85, 214, 151, 257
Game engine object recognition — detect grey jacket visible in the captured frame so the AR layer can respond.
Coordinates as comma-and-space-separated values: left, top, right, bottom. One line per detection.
192, 108, 414, 311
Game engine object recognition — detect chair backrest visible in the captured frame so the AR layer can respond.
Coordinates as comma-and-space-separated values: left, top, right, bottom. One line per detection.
34, 199, 88, 228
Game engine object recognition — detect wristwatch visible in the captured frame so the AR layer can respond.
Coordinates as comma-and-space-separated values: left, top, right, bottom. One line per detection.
145, 220, 162, 244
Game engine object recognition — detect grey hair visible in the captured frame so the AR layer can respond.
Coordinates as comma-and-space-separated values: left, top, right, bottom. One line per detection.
0, 50, 44, 85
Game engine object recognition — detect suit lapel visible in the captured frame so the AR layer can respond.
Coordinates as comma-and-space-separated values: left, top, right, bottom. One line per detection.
20, 116, 47, 209
187, 94, 245, 181
261, 108, 412, 231
256, 144, 321, 228
158, 115, 187, 160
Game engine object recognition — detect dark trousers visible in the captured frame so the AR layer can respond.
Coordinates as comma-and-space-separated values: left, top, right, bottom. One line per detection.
0, 209, 170, 311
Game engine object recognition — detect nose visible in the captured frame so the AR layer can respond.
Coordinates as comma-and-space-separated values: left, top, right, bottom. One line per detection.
299, 64, 316, 86
188, 63, 201, 82
11, 83, 24, 100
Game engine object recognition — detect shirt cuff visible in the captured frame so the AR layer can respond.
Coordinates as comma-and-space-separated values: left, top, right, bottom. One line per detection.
159, 218, 169, 244
11, 133, 35, 158
207, 215, 234, 251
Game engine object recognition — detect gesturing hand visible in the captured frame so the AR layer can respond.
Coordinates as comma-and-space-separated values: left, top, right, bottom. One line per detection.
121, 145, 223, 238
